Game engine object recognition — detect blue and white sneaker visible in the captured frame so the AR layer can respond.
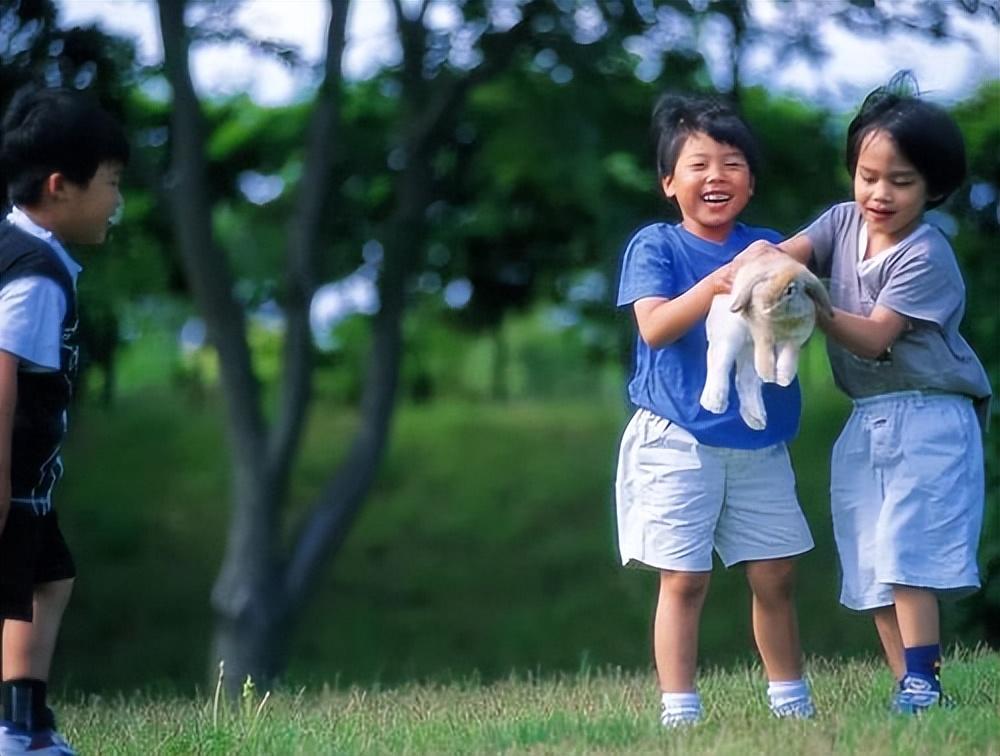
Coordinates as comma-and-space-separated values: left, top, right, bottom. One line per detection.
892, 674, 941, 715
770, 697, 816, 719
0, 723, 76, 755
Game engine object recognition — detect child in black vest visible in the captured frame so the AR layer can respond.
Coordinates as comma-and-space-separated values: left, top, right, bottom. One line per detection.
0, 87, 128, 755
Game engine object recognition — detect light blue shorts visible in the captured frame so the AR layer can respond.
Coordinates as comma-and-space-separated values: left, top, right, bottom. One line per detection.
615, 408, 814, 571
832, 391, 984, 611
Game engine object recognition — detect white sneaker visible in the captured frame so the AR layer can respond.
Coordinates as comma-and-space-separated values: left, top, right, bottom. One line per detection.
769, 697, 816, 719
660, 704, 702, 728
0, 723, 76, 755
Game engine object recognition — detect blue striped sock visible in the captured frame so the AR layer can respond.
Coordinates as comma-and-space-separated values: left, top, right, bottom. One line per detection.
903, 644, 941, 691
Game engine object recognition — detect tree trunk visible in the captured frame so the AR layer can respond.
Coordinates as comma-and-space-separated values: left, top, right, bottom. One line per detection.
159, 0, 282, 693
283, 131, 427, 613
155, 0, 507, 694
205, 0, 349, 693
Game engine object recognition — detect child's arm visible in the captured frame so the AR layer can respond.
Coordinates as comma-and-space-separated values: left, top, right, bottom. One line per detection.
633, 265, 733, 347
746, 233, 905, 357
777, 233, 907, 357
818, 305, 907, 360
0, 350, 16, 537
729, 235, 811, 270
777, 234, 812, 266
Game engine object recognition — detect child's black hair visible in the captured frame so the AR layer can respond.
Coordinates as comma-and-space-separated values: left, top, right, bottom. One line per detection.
651, 93, 761, 181
0, 86, 130, 207
846, 71, 966, 209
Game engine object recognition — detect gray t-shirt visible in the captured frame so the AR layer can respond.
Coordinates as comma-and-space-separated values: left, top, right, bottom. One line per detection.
804, 202, 991, 428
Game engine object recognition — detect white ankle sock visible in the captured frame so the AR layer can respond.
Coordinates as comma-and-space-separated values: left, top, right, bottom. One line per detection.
661, 691, 702, 718
767, 678, 810, 707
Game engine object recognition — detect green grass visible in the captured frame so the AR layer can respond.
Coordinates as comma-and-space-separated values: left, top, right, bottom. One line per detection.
58, 648, 1000, 755
49, 372, 993, 694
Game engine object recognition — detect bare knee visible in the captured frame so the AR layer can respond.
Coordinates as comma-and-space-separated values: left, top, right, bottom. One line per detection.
35, 578, 74, 611
660, 570, 711, 607
746, 559, 796, 607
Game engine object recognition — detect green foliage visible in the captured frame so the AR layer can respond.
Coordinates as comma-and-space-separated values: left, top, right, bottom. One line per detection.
740, 86, 847, 233
950, 80, 1000, 644
59, 649, 1000, 755
313, 315, 373, 404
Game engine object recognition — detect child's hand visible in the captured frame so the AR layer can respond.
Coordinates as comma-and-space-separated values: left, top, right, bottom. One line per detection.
709, 262, 737, 295
710, 241, 784, 296
814, 307, 833, 333
732, 240, 779, 270
716, 241, 783, 295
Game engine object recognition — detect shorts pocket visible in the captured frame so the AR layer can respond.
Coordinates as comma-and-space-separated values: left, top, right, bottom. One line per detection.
867, 413, 901, 468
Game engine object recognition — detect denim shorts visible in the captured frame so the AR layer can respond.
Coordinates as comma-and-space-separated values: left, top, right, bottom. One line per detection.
831, 391, 984, 610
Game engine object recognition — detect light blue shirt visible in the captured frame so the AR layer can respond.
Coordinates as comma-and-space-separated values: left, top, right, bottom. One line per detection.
0, 207, 81, 370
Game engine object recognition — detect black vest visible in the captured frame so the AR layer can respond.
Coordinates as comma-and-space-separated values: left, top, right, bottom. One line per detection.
0, 220, 79, 513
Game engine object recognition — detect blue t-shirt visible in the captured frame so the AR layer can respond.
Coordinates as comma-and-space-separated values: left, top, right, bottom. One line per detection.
617, 222, 801, 449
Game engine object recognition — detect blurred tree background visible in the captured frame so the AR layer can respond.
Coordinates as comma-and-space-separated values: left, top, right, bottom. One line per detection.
1, 0, 997, 694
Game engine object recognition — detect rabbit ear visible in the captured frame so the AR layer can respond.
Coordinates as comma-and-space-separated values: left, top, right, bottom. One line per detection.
802, 273, 833, 318
729, 271, 767, 313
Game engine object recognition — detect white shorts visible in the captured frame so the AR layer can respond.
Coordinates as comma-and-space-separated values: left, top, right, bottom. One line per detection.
832, 392, 984, 611
615, 408, 814, 571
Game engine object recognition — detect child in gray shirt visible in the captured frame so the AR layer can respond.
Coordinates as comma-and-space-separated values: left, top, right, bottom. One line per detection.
777, 75, 990, 715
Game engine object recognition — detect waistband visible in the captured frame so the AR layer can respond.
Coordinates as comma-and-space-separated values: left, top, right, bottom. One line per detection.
851, 390, 971, 409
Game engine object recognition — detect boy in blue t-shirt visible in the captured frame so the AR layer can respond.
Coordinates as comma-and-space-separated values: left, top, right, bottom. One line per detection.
0, 87, 128, 755
615, 94, 814, 726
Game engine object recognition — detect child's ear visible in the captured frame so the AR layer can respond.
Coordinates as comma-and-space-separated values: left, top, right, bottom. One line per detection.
749, 174, 755, 197
44, 172, 69, 201
661, 175, 676, 199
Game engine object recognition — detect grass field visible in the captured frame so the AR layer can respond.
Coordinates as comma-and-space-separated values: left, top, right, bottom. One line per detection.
58, 648, 1000, 754
49, 375, 994, 695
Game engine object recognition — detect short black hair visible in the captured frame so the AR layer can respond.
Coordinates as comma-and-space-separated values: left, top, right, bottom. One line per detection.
846, 72, 966, 209
651, 93, 761, 181
0, 86, 130, 206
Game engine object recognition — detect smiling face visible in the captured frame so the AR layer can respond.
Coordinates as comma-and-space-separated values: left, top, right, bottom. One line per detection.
853, 130, 929, 251
50, 162, 124, 245
661, 131, 754, 244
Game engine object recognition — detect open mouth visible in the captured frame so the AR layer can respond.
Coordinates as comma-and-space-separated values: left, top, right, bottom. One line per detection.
866, 206, 894, 219
701, 192, 732, 204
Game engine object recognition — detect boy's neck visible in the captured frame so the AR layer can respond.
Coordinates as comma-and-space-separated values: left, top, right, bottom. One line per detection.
680, 219, 737, 244
11, 204, 63, 240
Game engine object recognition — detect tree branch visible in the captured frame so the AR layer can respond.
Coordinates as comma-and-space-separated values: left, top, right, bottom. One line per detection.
158, 0, 274, 634
157, 0, 266, 468
267, 0, 350, 490
281, 4, 539, 608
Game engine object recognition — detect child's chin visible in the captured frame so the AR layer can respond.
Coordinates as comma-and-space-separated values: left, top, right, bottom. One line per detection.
74, 231, 108, 245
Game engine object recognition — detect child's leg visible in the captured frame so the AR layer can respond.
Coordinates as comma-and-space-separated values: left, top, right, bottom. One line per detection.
893, 586, 942, 700
745, 558, 802, 681
2, 578, 74, 681
892, 586, 940, 648
2, 579, 74, 733
714, 442, 814, 718
654, 570, 710, 692
745, 557, 814, 718
871, 605, 906, 680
